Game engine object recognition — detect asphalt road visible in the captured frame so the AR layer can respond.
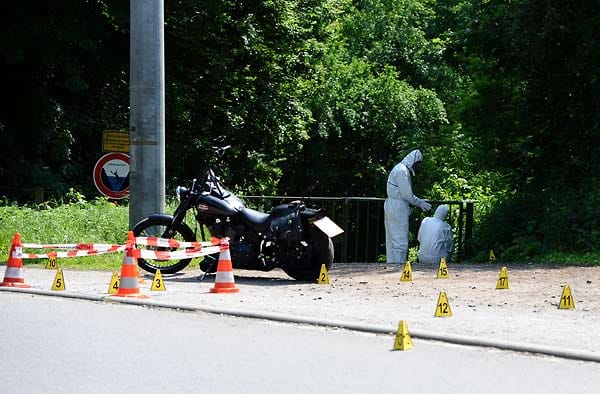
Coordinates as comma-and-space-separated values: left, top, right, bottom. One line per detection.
4, 264, 600, 358
1, 293, 599, 394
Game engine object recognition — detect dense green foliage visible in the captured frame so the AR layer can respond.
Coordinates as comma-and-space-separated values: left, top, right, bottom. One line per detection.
442, 0, 600, 258
1, 0, 599, 261
0, 1, 129, 198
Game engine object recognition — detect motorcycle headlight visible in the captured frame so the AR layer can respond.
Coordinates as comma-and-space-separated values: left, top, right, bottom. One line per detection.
175, 186, 188, 201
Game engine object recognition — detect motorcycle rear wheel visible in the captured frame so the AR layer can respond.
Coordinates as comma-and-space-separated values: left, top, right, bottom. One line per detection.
281, 226, 334, 281
132, 215, 196, 274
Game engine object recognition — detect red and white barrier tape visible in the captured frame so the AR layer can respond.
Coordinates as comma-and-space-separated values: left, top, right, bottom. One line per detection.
13, 236, 227, 260
21, 242, 125, 251
134, 236, 220, 249
13, 245, 127, 259
22, 243, 80, 249
133, 245, 222, 260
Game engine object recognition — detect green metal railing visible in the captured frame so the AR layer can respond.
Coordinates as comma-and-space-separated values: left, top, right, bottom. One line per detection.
242, 196, 474, 263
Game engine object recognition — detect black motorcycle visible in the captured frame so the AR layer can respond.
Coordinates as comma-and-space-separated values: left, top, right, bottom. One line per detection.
132, 145, 342, 281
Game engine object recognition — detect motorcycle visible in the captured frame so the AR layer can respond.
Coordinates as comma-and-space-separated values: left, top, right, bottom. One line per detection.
132, 144, 343, 281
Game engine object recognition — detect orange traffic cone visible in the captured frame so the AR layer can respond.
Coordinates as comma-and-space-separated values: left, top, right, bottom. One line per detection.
210, 239, 239, 293
112, 232, 148, 298
1, 233, 31, 288
126, 230, 136, 248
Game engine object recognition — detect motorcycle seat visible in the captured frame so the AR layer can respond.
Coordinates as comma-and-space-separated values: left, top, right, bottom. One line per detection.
240, 207, 271, 233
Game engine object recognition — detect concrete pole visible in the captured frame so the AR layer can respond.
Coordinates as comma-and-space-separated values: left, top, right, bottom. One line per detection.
129, 0, 166, 228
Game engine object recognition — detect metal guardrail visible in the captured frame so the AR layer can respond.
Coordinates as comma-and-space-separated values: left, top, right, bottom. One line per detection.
1, 188, 474, 262
242, 196, 474, 263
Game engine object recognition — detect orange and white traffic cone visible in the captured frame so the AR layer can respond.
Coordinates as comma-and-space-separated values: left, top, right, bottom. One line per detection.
125, 232, 146, 285
1, 233, 31, 288
111, 231, 148, 299
210, 238, 239, 293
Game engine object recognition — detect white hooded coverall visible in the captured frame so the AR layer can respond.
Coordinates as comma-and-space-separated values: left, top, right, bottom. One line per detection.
384, 149, 431, 264
417, 205, 453, 265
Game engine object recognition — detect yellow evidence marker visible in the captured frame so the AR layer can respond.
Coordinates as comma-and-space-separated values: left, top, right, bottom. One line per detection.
558, 285, 575, 309
151, 270, 166, 291
317, 264, 330, 284
393, 320, 413, 351
45, 253, 58, 270
108, 271, 120, 294
437, 257, 449, 279
434, 291, 452, 317
496, 266, 510, 289
400, 261, 413, 282
51, 269, 65, 291
489, 249, 496, 262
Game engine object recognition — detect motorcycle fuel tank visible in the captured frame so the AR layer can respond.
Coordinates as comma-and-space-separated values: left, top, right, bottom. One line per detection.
196, 193, 243, 216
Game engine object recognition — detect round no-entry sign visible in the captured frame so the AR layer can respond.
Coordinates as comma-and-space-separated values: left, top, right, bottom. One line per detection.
93, 152, 130, 199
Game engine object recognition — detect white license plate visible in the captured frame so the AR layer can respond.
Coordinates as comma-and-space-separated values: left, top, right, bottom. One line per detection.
313, 216, 344, 238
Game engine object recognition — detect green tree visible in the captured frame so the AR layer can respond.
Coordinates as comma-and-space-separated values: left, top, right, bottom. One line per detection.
446, 0, 600, 255
163, 0, 336, 195
0, 1, 129, 199
282, 0, 455, 196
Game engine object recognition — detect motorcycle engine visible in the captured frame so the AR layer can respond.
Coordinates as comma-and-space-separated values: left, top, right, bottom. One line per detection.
207, 220, 264, 268
230, 240, 261, 269
207, 219, 243, 239
207, 220, 227, 238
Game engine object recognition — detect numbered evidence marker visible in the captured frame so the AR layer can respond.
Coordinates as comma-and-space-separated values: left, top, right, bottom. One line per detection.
45, 253, 59, 270
393, 320, 413, 351
108, 271, 120, 294
489, 249, 496, 262
400, 261, 413, 282
317, 264, 330, 284
434, 291, 452, 317
437, 257, 449, 279
51, 269, 66, 291
558, 284, 575, 310
151, 270, 166, 291
496, 266, 510, 290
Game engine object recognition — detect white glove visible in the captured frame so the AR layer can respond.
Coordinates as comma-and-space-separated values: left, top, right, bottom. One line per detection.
417, 199, 432, 211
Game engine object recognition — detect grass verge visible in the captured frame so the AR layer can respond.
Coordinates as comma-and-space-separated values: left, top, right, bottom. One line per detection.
1, 197, 129, 270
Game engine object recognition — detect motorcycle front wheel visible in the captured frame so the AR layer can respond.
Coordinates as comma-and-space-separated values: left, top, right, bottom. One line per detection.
132, 215, 196, 274
281, 226, 334, 281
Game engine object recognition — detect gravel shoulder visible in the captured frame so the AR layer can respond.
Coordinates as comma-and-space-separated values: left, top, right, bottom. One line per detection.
4, 262, 600, 354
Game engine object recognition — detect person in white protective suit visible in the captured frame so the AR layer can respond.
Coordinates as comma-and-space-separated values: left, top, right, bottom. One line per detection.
384, 149, 431, 264
417, 204, 453, 265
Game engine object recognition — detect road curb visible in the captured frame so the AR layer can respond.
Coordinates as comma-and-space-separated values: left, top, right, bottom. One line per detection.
2, 286, 599, 363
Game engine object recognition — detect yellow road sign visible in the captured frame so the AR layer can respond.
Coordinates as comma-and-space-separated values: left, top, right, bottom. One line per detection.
102, 130, 130, 153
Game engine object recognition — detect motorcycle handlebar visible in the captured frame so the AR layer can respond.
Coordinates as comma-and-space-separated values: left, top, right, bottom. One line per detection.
212, 145, 231, 156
